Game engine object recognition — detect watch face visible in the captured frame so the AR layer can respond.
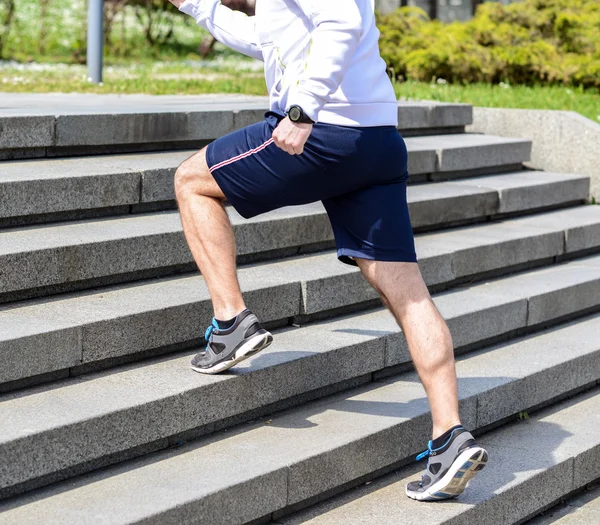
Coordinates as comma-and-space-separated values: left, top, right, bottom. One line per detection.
289, 107, 301, 121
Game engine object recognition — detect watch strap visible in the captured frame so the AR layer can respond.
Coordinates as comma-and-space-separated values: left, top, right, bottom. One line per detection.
288, 105, 315, 124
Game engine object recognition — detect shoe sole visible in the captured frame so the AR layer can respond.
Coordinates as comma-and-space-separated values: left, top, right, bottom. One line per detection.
191, 331, 273, 375
406, 446, 488, 501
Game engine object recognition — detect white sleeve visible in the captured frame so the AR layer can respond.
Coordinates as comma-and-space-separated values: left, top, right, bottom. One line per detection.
179, 0, 263, 61
287, 0, 363, 121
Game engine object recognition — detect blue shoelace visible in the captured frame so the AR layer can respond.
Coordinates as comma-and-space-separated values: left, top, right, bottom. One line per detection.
415, 439, 441, 487
416, 440, 434, 461
415, 427, 464, 462
204, 318, 219, 341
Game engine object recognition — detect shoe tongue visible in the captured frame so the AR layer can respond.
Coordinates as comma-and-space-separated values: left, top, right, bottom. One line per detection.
216, 317, 236, 330
216, 309, 252, 330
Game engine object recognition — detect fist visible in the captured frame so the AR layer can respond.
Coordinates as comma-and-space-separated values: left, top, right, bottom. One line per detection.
272, 116, 313, 155
168, 0, 185, 7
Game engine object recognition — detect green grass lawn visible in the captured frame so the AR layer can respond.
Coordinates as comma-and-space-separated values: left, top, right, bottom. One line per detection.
0, 59, 268, 96
395, 80, 600, 123
1, 59, 598, 123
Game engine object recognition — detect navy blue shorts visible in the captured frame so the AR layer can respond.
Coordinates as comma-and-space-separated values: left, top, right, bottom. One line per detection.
206, 111, 417, 266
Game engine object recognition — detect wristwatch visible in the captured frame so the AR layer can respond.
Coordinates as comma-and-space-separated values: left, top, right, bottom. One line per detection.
288, 105, 315, 124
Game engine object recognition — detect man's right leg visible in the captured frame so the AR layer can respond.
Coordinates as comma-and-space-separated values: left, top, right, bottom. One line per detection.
175, 147, 272, 374
174, 147, 246, 321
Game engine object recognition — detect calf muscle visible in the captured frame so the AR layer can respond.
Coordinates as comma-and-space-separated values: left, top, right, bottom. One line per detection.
356, 259, 461, 439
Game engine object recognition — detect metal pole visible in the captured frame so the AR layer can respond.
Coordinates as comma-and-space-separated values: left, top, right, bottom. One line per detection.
87, 0, 104, 83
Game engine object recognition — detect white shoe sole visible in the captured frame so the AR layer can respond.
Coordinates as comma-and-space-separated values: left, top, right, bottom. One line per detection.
406, 446, 488, 501
191, 331, 273, 375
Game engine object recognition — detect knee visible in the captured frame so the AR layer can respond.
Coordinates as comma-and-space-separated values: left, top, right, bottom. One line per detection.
391, 274, 431, 315
358, 260, 430, 312
174, 162, 199, 199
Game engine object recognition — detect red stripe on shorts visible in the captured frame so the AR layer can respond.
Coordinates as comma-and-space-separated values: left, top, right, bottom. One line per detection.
209, 138, 275, 173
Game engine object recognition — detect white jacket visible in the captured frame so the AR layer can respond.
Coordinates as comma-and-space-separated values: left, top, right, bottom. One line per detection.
179, 0, 398, 126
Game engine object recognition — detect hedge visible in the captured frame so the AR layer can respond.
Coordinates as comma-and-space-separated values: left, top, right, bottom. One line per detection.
377, 0, 600, 88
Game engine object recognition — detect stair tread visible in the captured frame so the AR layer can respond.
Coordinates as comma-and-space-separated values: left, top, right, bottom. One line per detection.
528, 482, 600, 524
3, 167, 587, 253
0, 94, 270, 115
407, 132, 525, 149
1, 313, 599, 523
0, 95, 464, 116
0, 202, 324, 255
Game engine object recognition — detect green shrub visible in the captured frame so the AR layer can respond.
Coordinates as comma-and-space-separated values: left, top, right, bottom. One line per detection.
377, 0, 600, 88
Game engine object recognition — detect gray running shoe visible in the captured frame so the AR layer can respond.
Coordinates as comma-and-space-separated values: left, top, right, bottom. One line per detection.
406, 427, 488, 501
191, 309, 273, 374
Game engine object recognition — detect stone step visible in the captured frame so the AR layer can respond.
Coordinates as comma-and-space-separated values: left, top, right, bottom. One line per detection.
0, 134, 534, 226
1, 313, 599, 523
409, 171, 588, 228
527, 482, 600, 524
278, 387, 600, 525
1, 256, 600, 498
2, 203, 600, 389
0, 96, 473, 159
1, 188, 598, 305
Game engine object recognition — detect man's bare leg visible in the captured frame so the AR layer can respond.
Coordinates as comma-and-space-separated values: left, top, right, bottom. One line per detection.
356, 259, 461, 440
174, 147, 246, 320
175, 148, 273, 375
356, 259, 488, 502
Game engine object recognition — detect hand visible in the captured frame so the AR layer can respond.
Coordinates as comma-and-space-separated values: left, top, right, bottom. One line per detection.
168, 0, 185, 8
272, 116, 313, 155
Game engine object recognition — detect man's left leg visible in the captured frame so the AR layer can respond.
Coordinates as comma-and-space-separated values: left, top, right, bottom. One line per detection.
357, 259, 460, 436
356, 258, 488, 500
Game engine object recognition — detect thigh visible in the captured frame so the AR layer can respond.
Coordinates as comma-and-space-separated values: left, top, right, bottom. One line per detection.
206, 113, 409, 220
206, 112, 334, 219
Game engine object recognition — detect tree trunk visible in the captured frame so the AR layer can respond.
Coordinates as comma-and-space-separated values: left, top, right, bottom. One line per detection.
0, 0, 16, 58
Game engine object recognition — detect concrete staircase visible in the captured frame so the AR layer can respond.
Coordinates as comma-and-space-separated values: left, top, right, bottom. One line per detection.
0, 95, 598, 524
